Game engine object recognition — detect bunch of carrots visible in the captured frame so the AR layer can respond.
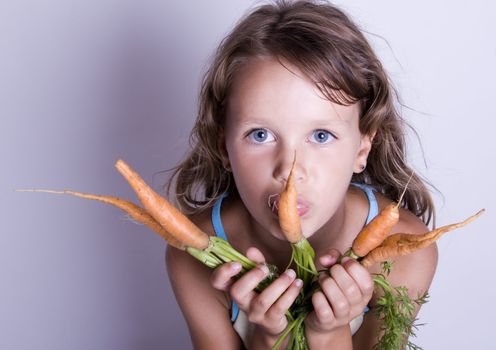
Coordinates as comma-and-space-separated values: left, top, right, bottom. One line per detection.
19, 159, 484, 350
275, 158, 484, 349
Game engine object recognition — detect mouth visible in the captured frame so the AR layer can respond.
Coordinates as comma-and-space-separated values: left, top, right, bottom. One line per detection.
268, 194, 310, 217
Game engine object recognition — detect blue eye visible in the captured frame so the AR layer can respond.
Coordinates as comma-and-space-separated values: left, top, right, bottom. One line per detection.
248, 128, 275, 143
311, 130, 334, 144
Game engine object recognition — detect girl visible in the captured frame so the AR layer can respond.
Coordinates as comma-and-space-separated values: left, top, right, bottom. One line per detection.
166, 0, 437, 348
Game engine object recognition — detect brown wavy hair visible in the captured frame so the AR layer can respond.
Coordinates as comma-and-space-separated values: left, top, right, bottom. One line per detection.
166, 0, 435, 226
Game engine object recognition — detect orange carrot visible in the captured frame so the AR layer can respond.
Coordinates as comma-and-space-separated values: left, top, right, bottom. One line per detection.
16, 189, 186, 250
278, 155, 303, 244
115, 159, 209, 250
276, 153, 317, 291
361, 209, 485, 267
351, 175, 413, 258
351, 202, 400, 257
18, 162, 273, 283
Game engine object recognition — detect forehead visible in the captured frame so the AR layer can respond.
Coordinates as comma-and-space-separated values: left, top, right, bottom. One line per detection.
225, 58, 359, 125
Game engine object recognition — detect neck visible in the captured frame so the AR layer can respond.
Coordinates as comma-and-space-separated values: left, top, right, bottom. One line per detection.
307, 199, 348, 257
225, 192, 292, 270
248, 218, 293, 271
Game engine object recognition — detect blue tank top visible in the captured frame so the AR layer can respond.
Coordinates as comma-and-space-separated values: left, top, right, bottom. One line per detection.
211, 183, 379, 322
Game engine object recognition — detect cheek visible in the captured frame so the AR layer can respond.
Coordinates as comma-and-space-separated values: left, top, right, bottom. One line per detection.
231, 154, 272, 198
229, 151, 278, 211
228, 143, 273, 176
307, 146, 356, 178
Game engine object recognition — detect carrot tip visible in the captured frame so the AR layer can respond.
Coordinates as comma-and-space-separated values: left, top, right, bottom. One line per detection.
16, 188, 66, 194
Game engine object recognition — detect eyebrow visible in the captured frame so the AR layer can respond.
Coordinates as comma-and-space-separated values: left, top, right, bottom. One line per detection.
308, 118, 351, 126
238, 117, 351, 128
238, 118, 270, 126
237, 115, 351, 124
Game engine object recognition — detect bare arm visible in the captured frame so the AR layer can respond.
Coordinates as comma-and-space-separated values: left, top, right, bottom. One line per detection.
166, 245, 243, 350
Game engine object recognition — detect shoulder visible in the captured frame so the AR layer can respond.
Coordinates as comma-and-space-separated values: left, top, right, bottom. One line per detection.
345, 188, 438, 279
369, 192, 438, 298
186, 193, 247, 238
166, 206, 226, 309
188, 205, 216, 236
165, 244, 230, 316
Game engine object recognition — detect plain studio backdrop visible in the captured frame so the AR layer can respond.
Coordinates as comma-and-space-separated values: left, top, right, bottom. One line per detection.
1, 0, 494, 349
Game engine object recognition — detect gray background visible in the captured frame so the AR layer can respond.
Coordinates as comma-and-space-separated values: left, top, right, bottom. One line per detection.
1, 0, 494, 349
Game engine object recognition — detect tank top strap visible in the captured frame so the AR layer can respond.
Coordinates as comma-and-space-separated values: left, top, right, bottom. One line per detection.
211, 192, 240, 322
212, 192, 229, 240
350, 182, 379, 225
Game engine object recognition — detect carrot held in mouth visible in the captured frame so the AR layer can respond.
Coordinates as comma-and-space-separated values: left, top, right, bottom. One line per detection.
270, 153, 319, 350
278, 156, 303, 244
277, 154, 318, 286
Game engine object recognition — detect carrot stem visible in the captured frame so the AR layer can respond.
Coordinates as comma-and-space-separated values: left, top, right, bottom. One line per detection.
271, 313, 298, 350
291, 238, 318, 292
394, 171, 414, 209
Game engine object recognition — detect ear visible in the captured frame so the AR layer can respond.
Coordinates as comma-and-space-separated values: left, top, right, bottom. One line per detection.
354, 131, 376, 173
217, 128, 231, 171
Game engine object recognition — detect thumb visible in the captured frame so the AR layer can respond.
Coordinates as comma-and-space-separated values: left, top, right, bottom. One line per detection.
246, 246, 266, 264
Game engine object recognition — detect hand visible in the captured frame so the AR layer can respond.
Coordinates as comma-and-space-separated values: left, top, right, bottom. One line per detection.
210, 247, 303, 336
305, 249, 374, 334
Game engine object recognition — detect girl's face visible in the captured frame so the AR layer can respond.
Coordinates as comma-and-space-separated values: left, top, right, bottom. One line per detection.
223, 58, 372, 240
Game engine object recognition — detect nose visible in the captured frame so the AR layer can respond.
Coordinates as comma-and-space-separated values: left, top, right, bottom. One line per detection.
272, 148, 306, 185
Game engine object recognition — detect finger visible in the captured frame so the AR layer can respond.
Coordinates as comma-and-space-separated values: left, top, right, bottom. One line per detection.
210, 261, 242, 291
317, 248, 341, 269
329, 262, 362, 305
342, 258, 374, 299
246, 247, 266, 264
311, 290, 335, 324
230, 264, 270, 308
266, 277, 303, 320
319, 275, 350, 319
251, 269, 298, 316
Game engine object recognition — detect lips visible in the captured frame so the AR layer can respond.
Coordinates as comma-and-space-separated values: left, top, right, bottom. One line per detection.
268, 194, 311, 217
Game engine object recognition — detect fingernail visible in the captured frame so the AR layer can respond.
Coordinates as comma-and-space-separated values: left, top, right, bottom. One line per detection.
320, 255, 333, 265
231, 262, 242, 271
294, 279, 303, 287
285, 269, 296, 278
319, 273, 326, 282
259, 264, 269, 275
342, 257, 354, 267
343, 259, 354, 267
